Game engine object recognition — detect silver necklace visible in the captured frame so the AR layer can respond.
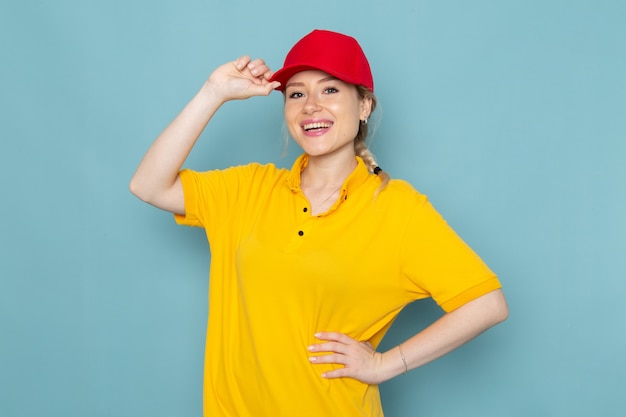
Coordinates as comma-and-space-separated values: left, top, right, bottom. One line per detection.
318, 185, 343, 206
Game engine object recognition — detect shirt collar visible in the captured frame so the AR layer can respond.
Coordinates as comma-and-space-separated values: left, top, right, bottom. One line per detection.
286, 153, 372, 197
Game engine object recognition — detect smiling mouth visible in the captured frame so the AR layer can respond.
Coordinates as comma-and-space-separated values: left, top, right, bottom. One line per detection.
303, 122, 333, 131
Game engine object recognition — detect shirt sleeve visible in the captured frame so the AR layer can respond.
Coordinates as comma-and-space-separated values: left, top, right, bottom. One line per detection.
399, 195, 502, 312
173, 164, 262, 236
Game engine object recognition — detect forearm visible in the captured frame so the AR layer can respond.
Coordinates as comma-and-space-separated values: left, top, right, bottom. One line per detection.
380, 289, 509, 381
129, 82, 223, 203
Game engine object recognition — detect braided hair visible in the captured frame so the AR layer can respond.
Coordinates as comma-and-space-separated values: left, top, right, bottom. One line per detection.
354, 85, 389, 191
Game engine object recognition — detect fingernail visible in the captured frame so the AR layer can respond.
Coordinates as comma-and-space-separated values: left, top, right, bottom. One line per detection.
307, 345, 314, 351
309, 356, 317, 362
321, 373, 327, 378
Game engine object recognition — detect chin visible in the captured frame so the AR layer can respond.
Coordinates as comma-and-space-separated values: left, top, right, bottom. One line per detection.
294, 141, 332, 156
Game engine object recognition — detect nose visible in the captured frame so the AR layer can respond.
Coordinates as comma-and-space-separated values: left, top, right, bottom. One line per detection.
302, 94, 321, 114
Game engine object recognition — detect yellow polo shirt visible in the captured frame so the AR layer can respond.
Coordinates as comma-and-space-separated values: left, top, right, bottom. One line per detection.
175, 154, 501, 417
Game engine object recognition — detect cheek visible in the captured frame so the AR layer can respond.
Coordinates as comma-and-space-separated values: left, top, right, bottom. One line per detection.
332, 103, 361, 133
283, 104, 299, 124
283, 107, 300, 136
283, 108, 300, 138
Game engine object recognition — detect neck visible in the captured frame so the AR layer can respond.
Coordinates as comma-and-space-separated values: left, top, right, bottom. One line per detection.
300, 153, 357, 216
301, 152, 358, 190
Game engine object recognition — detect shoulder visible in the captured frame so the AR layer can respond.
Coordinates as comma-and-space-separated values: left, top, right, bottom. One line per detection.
178, 162, 290, 199
185, 161, 288, 182
220, 161, 283, 175
378, 178, 429, 206
239, 162, 289, 185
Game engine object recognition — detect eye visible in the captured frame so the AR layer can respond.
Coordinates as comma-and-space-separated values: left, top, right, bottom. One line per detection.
323, 86, 339, 94
287, 91, 304, 99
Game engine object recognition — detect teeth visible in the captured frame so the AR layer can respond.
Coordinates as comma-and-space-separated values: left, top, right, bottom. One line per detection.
303, 122, 332, 131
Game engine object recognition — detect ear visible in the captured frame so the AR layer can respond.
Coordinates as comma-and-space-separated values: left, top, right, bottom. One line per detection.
359, 96, 373, 121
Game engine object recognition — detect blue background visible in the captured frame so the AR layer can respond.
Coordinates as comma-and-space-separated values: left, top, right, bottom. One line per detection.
1, 1, 625, 416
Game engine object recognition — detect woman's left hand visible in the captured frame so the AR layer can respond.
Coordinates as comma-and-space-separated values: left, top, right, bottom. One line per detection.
308, 332, 388, 385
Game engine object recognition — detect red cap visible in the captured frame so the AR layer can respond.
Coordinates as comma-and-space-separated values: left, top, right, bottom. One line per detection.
270, 29, 374, 92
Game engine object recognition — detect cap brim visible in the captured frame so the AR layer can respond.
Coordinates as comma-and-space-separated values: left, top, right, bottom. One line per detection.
270, 64, 366, 92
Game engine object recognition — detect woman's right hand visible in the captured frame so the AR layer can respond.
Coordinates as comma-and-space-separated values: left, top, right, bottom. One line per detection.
130, 56, 280, 214
204, 56, 281, 103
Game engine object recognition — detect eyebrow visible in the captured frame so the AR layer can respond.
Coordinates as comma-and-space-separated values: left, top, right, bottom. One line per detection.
285, 76, 339, 90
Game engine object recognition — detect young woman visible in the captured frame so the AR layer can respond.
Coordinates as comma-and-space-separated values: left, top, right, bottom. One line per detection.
130, 29, 508, 417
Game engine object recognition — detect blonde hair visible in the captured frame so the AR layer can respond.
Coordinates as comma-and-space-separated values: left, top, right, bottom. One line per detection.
354, 86, 390, 191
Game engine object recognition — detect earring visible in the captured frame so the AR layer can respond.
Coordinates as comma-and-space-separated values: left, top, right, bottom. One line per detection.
362, 117, 368, 125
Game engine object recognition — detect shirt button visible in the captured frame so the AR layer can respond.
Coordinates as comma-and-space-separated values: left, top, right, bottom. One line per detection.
303, 207, 308, 212
298, 230, 304, 236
